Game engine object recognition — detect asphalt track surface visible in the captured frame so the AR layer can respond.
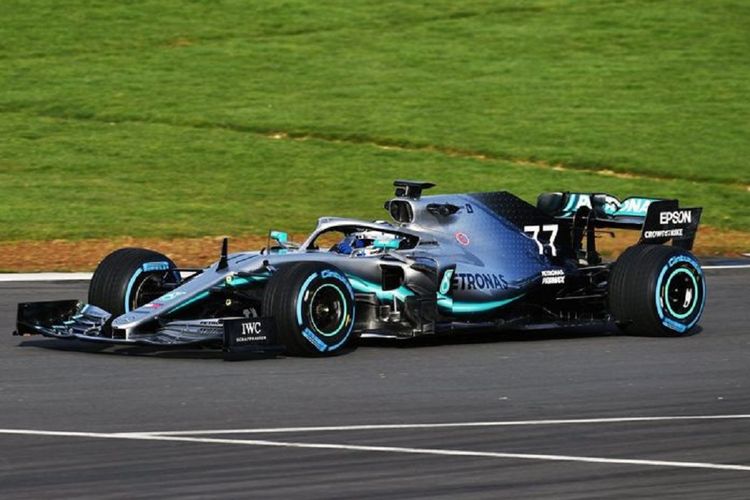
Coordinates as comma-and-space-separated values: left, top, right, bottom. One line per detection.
0, 269, 748, 499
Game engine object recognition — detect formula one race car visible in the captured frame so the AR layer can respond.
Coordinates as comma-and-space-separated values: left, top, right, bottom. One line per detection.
15, 180, 706, 358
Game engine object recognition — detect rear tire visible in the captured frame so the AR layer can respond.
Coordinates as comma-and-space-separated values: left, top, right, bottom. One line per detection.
609, 245, 706, 336
88, 248, 179, 317
263, 262, 357, 356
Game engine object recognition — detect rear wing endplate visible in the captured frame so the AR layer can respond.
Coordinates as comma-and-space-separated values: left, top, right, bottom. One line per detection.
639, 200, 702, 250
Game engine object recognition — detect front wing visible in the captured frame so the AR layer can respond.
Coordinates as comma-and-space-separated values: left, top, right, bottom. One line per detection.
14, 300, 284, 357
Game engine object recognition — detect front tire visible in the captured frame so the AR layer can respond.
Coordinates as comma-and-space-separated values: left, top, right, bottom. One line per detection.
88, 248, 179, 317
609, 244, 706, 336
263, 262, 357, 356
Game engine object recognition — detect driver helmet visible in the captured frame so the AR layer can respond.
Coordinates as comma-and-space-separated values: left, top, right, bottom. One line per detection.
335, 230, 399, 256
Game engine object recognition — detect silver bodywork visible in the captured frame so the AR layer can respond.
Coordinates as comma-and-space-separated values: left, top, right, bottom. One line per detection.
100, 192, 562, 344
19, 184, 700, 347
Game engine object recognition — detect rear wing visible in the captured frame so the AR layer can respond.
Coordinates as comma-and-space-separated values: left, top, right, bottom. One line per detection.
537, 192, 702, 250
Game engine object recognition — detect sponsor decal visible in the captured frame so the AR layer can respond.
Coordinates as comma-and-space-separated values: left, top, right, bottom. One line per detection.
562, 195, 655, 218
241, 321, 263, 336
235, 320, 268, 342
225, 318, 272, 344
142, 302, 164, 309
302, 327, 328, 352
615, 197, 654, 217
141, 261, 171, 272
451, 272, 508, 291
159, 291, 186, 302
541, 269, 565, 285
222, 317, 282, 359
564, 194, 619, 215
644, 228, 684, 239
235, 335, 267, 343
455, 232, 470, 246
600, 196, 621, 215
668, 254, 700, 268
566, 194, 592, 213
659, 210, 692, 225
440, 269, 454, 295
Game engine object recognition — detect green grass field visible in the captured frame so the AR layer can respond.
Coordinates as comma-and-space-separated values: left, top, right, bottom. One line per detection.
1, 0, 748, 240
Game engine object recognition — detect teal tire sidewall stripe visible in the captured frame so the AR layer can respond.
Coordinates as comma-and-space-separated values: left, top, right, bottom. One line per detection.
655, 254, 706, 333
124, 268, 144, 313
296, 273, 319, 327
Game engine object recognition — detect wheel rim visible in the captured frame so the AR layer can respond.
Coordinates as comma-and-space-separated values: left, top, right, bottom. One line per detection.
655, 254, 706, 333
664, 268, 699, 319
308, 283, 347, 337
131, 273, 174, 310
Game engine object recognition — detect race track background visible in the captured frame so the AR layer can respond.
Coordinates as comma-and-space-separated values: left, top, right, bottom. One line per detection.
0, 268, 748, 499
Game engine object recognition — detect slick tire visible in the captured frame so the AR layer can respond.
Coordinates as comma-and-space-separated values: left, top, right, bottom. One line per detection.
263, 262, 357, 356
609, 244, 706, 336
88, 248, 179, 317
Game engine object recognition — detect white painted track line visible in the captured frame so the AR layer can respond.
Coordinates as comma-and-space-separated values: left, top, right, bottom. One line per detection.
0, 271, 196, 282
0, 272, 93, 282
138, 414, 750, 436
702, 264, 750, 270
0, 427, 749, 472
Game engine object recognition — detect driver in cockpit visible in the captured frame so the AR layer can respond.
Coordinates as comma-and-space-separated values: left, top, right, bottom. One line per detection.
332, 230, 400, 256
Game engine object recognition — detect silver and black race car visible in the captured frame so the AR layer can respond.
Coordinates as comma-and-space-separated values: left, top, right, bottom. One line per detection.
15, 180, 706, 358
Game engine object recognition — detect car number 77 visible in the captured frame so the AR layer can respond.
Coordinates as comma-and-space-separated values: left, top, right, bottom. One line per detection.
523, 224, 559, 256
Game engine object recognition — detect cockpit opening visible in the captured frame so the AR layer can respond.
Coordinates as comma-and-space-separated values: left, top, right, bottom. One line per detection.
308, 226, 418, 256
